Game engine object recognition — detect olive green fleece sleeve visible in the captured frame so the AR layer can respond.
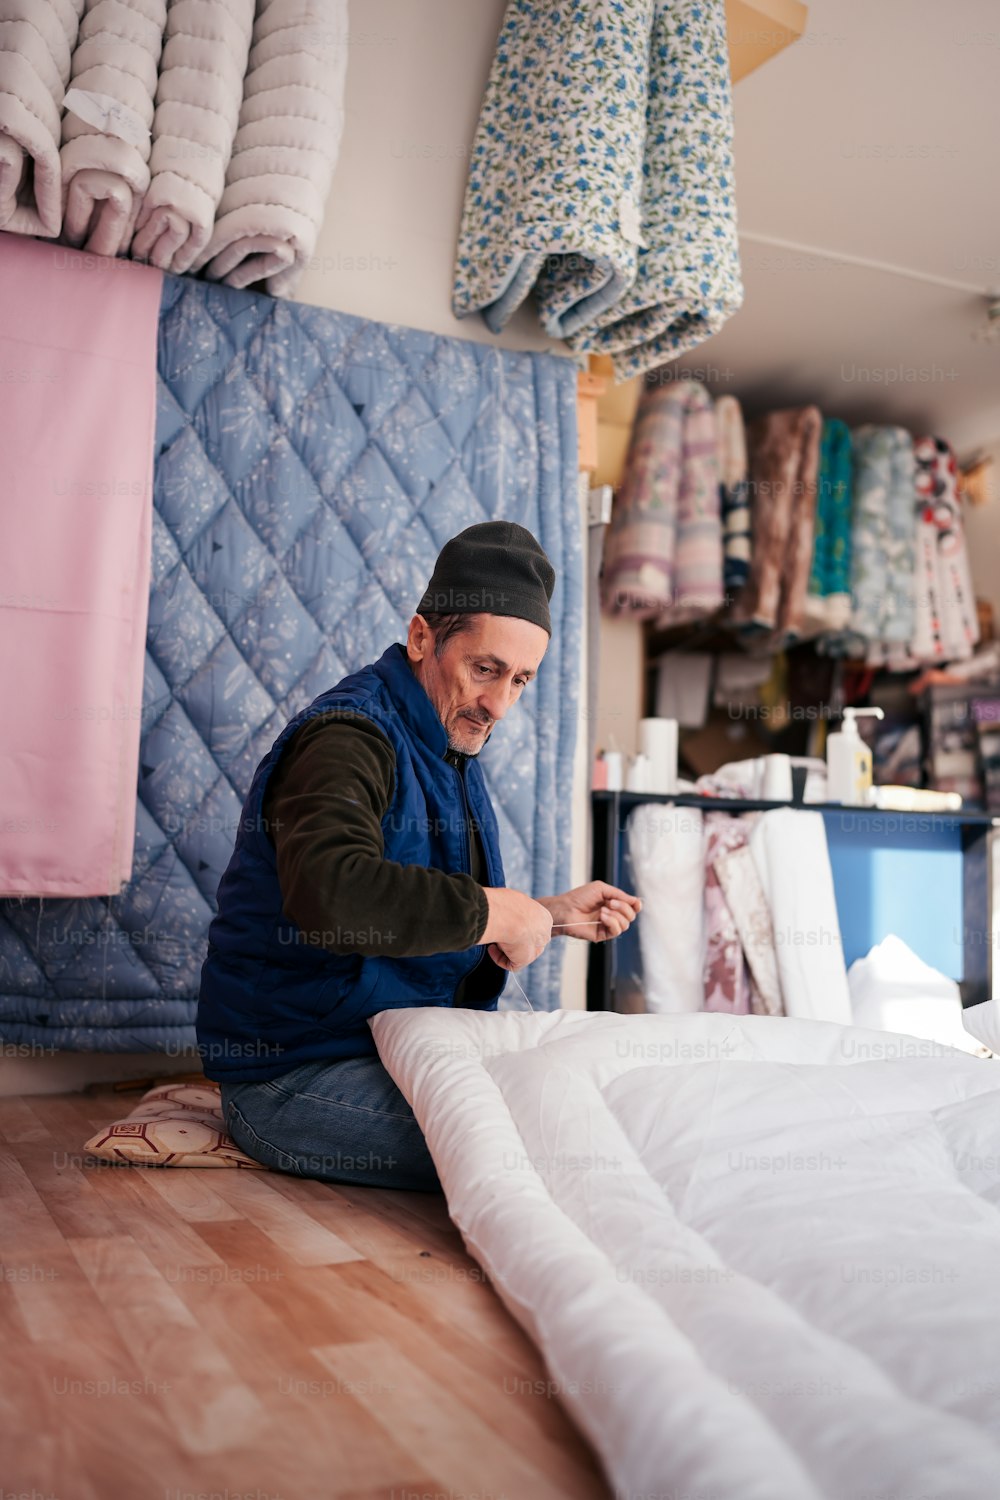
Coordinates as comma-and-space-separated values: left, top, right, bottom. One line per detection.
261, 712, 490, 957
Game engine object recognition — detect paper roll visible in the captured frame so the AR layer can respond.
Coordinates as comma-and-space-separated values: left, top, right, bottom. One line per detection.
626, 752, 651, 792
602, 751, 624, 792
761, 753, 793, 801
638, 718, 678, 795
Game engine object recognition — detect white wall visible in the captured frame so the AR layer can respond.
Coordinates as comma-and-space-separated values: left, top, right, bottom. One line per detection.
295, 0, 561, 358
596, 614, 645, 759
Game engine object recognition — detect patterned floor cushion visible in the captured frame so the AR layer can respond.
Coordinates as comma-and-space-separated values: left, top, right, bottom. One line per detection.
84, 1081, 264, 1168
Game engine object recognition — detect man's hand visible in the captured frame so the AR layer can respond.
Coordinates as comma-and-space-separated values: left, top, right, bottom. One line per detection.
539, 882, 641, 942
480, 887, 554, 972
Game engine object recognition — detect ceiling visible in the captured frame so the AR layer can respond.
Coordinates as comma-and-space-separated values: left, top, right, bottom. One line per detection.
679, 0, 1000, 456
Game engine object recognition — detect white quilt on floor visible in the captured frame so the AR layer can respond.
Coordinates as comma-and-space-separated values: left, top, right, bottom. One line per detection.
370, 1007, 1000, 1500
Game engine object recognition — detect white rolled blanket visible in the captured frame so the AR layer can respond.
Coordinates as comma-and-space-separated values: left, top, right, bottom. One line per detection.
627, 802, 707, 1013
748, 809, 852, 1026
192, 0, 348, 297
0, 0, 84, 237
130, 0, 254, 274
60, 0, 167, 257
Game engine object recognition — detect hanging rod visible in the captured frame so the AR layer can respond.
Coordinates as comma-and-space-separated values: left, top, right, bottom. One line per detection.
738, 230, 995, 298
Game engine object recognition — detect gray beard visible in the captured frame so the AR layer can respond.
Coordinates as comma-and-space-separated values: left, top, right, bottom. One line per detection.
447, 735, 482, 757
448, 718, 492, 756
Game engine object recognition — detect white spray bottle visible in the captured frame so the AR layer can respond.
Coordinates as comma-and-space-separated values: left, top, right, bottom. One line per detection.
826, 707, 884, 805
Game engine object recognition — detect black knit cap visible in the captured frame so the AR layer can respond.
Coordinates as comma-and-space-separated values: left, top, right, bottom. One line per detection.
417, 521, 556, 635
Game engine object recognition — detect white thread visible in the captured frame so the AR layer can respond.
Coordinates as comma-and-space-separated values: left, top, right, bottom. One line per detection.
505, 968, 536, 1013
501, 919, 620, 1010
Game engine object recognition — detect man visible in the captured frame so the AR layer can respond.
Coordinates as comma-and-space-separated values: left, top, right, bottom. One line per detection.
197, 521, 640, 1190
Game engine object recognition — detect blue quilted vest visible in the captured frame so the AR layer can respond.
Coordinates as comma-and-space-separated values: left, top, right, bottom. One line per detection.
196, 643, 507, 1081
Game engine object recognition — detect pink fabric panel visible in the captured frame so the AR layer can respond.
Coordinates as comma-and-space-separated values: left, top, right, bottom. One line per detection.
0, 234, 162, 895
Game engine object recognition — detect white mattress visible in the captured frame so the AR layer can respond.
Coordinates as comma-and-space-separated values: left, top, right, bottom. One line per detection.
371, 1007, 1000, 1500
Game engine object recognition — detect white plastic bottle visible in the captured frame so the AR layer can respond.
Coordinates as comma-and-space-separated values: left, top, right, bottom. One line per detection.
826, 707, 884, 805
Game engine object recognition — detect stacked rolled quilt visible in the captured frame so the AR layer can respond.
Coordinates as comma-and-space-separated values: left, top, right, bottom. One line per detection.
130, 0, 255, 274
716, 394, 750, 602
601, 379, 722, 624
564, 0, 743, 377
843, 426, 917, 664
60, 0, 167, 256
730, 406, 823, 644
193, 0, 349, 296
452, 0, 655, 338
453, 0, 742, 378
802, 417, 853, 635
910, 435, 979, 664
0, 0, 84, 236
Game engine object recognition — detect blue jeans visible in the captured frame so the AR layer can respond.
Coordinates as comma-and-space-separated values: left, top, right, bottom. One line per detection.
219, 1055, 441, 1192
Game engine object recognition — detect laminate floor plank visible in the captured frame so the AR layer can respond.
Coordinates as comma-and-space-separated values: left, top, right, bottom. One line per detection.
176, 1277, 422, 1495
82, 1159, 232, 1272
314, 1338, 593, 1500
69, 1233, 264, 1458
137, 1162, 246, 1222
0, 1094, 56, 1143
322, 1259, 608, 1496
9, 1138, 125, 1240
0, 1088, 612, 1500
205, 1164, 366, 1265
265, 1178, 545, 1368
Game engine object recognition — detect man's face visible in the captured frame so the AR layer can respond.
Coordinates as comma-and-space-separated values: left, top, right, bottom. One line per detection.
407, 614, 549, 755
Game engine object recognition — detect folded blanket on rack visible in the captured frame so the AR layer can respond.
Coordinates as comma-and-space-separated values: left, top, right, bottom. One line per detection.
803, 417, 853, 634
193, 0, 349, 297
730, 406, 823, 643
0, 235, 161, 896
716, 394, 750, 600
564, 0, 743, 377
130, 0, 254, 274
910, 435, 979, 664
452, 0, 655, 337
842, 425, 917, 662
602, 380, 722, 622
0, 0, 84, 236
59, 0, 167, 257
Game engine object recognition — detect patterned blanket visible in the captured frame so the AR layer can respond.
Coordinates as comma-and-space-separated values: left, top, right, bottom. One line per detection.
453, 0, 742, 377
602, 379, 722, 624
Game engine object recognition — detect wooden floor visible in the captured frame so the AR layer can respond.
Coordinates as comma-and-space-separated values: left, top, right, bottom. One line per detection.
0, 1086, 610, 1500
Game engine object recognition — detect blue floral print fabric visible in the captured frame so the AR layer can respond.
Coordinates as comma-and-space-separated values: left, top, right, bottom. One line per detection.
454, 0, 743, 377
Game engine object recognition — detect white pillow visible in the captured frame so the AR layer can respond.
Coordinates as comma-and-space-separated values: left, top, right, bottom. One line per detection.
847, 935, 981, 1055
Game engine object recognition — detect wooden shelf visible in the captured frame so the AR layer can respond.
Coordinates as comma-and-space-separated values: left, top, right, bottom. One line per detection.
726, 0, 809, 83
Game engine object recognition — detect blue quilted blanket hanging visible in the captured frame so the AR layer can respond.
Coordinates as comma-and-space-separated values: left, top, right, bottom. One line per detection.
0, 276, 581, 1053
